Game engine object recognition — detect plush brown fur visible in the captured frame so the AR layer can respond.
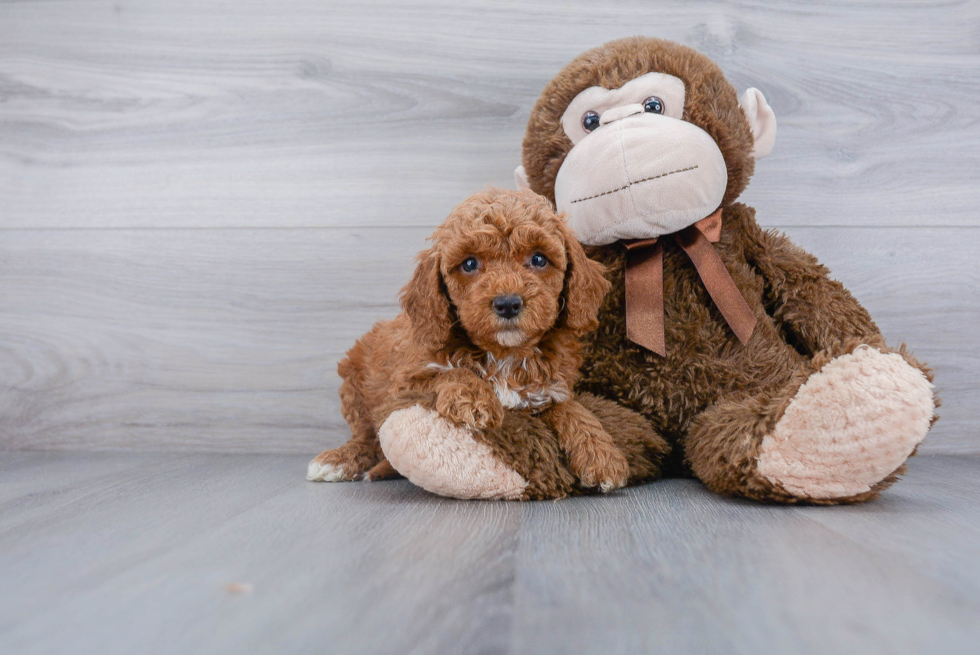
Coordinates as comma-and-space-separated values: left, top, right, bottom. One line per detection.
518, 37, 939, 504
379, 388, 670, 499
311, 187, 651, 492
484, 392, 670, 500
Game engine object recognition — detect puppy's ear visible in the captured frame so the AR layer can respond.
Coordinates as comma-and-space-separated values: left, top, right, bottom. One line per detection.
400, 248, 453, 350
562, 235, 611, 334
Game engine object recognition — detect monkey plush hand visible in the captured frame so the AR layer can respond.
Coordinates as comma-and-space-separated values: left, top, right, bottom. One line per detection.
516, 37, 937, 504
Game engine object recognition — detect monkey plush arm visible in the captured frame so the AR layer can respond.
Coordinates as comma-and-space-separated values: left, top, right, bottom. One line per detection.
734, 205, 881, 355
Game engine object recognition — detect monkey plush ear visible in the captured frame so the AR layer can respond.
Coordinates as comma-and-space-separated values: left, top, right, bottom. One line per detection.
400, 249, 453, 350
739, 88, 777, 159
562, 237, 612, 334
514, 165, 531, 191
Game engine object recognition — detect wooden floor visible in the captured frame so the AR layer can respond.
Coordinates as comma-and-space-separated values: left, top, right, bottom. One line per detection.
1, 452, 978, 655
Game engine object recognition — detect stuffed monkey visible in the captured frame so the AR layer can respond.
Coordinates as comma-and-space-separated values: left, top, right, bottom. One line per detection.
514, 36, 937, 504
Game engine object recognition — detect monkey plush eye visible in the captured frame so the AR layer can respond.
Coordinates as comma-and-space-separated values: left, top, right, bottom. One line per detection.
460, 257, 479, 273
528, 253, 549, 269
643, 96, 665, 114
581, 110, 601, 132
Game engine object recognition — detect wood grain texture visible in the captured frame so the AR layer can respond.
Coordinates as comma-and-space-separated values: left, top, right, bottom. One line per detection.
0, 452, 978, 655
1, 0, 978, 229
0, 226, 975, 453
513, 454, 980, 655
0, 453, 520, 655
0, 0, 978, 453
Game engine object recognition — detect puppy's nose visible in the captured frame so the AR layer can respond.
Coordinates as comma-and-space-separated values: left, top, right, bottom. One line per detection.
493, 294, 523, 319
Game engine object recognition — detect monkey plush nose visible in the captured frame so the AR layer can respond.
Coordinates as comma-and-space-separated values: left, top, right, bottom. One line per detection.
599, 103, 644, 125
493, 295, 523, 319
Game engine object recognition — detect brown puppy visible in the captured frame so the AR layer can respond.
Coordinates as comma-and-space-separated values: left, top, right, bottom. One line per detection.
308, 188, 629, 491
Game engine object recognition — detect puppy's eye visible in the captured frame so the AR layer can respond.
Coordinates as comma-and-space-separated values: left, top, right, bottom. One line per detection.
643, 96, 664, 114
460, 257, 479, 273
582, 110, 600, 133
528, 253, 549, 269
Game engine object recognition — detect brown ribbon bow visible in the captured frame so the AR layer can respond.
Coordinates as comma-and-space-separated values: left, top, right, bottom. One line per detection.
624, 209, 756, 356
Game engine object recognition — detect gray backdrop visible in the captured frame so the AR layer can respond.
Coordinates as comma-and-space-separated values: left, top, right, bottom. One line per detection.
2, 0, 978, 454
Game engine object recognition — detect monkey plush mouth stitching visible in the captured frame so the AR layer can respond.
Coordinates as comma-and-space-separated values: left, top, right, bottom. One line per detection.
570, 165, 699, 204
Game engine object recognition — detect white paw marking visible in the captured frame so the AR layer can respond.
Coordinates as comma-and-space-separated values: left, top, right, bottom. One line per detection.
306, 459, 350, 482
758, 346, 935, 499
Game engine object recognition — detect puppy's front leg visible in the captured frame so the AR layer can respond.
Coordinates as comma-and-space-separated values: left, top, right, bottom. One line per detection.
434, 368, 505, 430
542, 400, 630, 492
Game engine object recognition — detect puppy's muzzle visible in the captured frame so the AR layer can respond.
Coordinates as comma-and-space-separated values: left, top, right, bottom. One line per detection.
492, 294, 523, 319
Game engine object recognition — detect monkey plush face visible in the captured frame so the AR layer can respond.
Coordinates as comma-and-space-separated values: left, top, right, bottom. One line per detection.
517, 37, 776, 245
555, 71, 728, 245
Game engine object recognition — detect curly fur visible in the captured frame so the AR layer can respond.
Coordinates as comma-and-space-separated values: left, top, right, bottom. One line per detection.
376, 389, 671, 500
309, 187, 639, 491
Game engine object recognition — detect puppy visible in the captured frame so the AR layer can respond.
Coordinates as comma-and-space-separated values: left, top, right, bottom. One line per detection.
308, 188, 630, 491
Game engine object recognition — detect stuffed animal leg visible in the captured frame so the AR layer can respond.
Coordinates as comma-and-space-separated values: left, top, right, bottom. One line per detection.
685, 338, 936, 504
378, 393, 669, 500
691, 214, 939, 503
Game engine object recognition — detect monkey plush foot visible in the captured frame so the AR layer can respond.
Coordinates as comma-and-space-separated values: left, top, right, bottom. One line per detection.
378, 394, 668, 501
379, 405, 529, 500
756, 346, 935, 500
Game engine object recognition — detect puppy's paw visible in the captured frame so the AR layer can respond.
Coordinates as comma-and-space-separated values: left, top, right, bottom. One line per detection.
364, 458, 404, 482
306, 444, 376, 482
436, 382, 504, 429
307, 454, 352, 482
569, 433, 630, 492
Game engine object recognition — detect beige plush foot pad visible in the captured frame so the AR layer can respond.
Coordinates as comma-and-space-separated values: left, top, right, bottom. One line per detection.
757, 346, 935, 500
379, 405, 528, 500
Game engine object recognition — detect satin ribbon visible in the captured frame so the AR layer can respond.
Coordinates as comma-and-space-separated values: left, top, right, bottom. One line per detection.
624, 208, 756, 356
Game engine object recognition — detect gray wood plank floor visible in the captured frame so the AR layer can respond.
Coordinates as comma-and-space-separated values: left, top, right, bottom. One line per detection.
1, 452, 978, 655
1, 0, 978, 454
